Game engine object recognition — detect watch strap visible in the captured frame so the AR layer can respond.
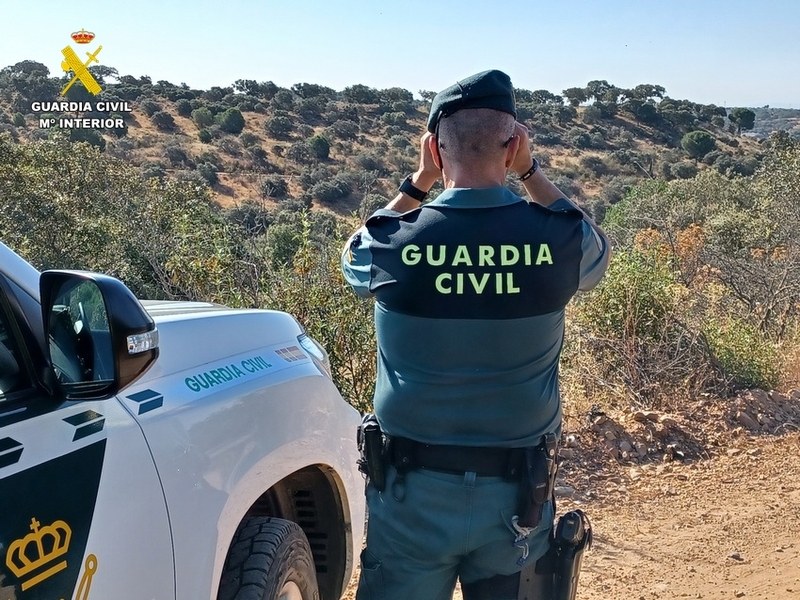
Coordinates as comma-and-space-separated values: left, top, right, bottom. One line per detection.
399, 175, 428, 202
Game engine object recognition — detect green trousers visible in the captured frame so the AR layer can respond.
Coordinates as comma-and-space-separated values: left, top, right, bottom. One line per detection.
357, 466, 554, 600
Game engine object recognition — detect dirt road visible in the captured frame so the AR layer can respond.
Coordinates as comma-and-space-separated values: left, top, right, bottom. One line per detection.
343, 390, 800, 599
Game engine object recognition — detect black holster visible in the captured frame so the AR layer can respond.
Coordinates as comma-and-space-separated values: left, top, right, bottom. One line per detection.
357, 413, 386, 491
517, 432, 559, 528
517, 510, 593, 600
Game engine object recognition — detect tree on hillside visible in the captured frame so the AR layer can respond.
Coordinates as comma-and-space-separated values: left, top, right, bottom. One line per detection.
531, 89, 563, 105
151, 111, 176, 132
681, 131, 716, 158
191, 107, 214, 128
562, 87, 587, 107
343, 84, 379, 104
291, 83, 336, 99
729, 108, 756, 135
307, 134, 330, 160
233, 79, 278, 99
215, 107, 245, 134
0, 60, 60, 112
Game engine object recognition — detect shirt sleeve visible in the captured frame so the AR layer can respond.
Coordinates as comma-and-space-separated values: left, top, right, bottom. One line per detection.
340, 226, 375, 298
547, 198, 611, 292
577, 220, 611, 291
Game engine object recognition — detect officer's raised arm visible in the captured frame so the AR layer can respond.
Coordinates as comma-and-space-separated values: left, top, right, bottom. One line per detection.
511, 121, 611, 290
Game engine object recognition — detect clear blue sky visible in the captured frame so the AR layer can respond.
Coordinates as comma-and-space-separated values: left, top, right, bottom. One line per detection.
2, 0, 797, 108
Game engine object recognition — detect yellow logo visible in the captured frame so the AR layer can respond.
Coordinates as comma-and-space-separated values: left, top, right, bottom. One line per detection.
61, 29, 103, 96
5, 517, 72, 591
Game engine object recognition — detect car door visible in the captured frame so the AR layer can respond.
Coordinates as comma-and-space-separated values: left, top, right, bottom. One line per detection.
0, 273, 174, 600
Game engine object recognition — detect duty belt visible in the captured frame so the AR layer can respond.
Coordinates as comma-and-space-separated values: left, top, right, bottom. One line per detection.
387, 436, 526, 478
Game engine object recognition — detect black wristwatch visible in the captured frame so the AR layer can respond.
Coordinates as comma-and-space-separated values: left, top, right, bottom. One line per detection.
399, 175, 428, 202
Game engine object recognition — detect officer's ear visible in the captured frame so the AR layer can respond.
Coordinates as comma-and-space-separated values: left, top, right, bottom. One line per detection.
504, 135, 522, 169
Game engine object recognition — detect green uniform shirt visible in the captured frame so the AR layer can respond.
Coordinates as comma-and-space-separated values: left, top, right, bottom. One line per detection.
342, 186, 609, 447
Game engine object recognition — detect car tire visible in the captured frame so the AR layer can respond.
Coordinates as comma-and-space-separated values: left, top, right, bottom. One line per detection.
217, 516, 319, 600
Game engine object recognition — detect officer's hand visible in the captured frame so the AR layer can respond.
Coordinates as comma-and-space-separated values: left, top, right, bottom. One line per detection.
414, 132, 441, 192
510, 122, 534, 177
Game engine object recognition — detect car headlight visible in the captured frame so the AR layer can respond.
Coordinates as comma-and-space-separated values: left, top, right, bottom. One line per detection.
297, 332, 332, 379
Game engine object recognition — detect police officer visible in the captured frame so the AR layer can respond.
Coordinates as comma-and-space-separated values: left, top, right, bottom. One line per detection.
342, 69, 610, 600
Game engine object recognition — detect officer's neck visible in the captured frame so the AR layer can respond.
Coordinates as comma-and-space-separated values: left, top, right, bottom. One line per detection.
442, 164, 507, 189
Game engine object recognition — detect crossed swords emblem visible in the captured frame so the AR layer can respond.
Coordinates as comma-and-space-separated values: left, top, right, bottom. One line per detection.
61, 45, 103, 95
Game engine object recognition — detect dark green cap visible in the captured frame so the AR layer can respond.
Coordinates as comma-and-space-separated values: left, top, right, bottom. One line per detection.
426, 69, 516, 133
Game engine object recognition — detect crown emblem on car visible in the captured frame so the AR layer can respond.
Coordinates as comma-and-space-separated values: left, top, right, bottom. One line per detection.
71, 29, 95, 44
6, 517, 72, 590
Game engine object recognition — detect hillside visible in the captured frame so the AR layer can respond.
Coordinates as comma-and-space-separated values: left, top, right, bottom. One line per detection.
0, 61, 766, 223
750, 107, 800, 139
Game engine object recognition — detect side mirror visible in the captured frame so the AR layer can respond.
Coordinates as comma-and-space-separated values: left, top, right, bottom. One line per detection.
40, 271, 159, 400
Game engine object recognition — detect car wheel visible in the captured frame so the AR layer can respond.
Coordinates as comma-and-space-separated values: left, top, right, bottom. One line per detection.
217, 516, 319, 600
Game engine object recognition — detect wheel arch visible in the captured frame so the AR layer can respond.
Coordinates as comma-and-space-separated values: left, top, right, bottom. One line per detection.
222, 464, 355, 600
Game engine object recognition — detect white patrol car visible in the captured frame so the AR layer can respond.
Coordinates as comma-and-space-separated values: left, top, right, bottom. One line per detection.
0, 241, 365, 600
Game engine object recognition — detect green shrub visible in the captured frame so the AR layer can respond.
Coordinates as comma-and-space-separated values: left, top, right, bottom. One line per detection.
191, 106, 214, 128
151, 111, 176, 131
260, 175, 289, 199
307, 135, 330, 160
175, 98, 192, 117
215, 107, 245, 134
579, 247, 677, 341
265, 115, 294, 138
140, 99, 161, 117
681, 130, 716, 158
671, 161, 698, 179
704, 318, 779, 389
310, 177, 351, 203
197, 162, 218, 185
239, 132, 259, 147
198, 128, 212, 143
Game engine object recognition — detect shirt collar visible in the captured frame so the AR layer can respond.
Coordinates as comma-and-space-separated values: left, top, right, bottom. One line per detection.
427, 186, 524, 209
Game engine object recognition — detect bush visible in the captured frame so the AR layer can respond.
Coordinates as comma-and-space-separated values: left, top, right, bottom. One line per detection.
671, 161, 698, 180
264, 115, 294, 139
175, 98, 192, 117
234, 131, 256, 146
310, 177, 351, 203
191, 106, 214, 128
198, 128, 212, 143
215, 107, 245, 134
326, 119, 359, 141
270, 90, 295, 111
196, 162, 218, 185
69, 127, 105, 151
566, 128, 591, 149
381, 112, 407, 127
285, 141, 313, 164
581, 105, 603, 125
307, 135, 330, 160
704, 318, 780, 389
140, 99, 162, 117
151, 111, 176, 131
354, 151, 385, 172
681, 130, 716, 158
579, 155, 608, 177
12, 112, 25, 126
217, 137, 242, 157
259, 176, 289, 199
532, 133, 562, 147
165, 145, 190, 166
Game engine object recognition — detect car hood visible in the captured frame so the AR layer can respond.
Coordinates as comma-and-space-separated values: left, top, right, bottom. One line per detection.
133, 301, 304, 384
140, 299, 236, 318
